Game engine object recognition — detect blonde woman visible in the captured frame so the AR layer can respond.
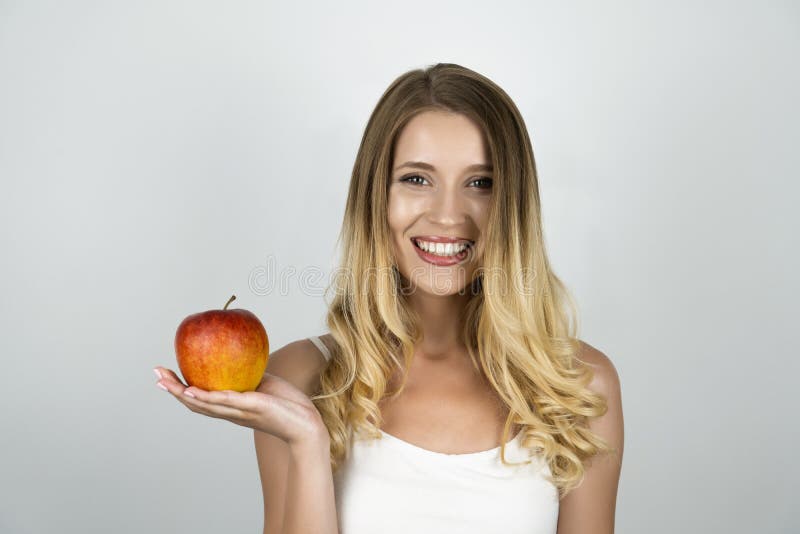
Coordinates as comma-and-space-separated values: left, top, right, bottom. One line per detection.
155, 63, 624, 534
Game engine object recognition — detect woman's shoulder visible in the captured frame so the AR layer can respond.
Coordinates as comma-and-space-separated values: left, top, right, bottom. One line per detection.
576, 339, 621, 402
264, 336, 331, 396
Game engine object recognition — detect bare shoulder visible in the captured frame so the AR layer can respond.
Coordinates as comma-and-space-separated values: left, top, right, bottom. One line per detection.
263, 338, 329, 396
576, 340, 621, 401
575, 339, 624, 458
556, 340, 624, 533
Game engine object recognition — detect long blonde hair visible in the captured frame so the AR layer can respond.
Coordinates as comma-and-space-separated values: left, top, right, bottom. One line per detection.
310, 63, 615, 498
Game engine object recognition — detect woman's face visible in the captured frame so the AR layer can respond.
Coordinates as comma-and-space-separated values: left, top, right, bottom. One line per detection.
387, 110, 493, 297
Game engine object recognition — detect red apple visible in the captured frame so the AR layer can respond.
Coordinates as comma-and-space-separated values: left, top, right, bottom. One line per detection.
175, 295, 269, 392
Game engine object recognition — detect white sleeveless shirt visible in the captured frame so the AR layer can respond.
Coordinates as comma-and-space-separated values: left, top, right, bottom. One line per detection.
308, 336, 560, 534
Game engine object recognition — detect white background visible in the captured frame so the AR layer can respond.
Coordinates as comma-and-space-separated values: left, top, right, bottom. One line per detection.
0, 1, 797, 532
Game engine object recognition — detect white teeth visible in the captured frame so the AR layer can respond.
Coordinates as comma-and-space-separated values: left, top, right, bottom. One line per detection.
414, 239, 470, 257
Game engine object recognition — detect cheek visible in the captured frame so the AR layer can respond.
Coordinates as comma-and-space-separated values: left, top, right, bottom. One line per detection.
386, 196, 409, 257
466, 199, 491, 231
387, 192, 426, 231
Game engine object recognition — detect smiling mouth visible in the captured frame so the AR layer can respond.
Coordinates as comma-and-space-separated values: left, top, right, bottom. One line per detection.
410, 238, 474, 266
411, 238, 473, 256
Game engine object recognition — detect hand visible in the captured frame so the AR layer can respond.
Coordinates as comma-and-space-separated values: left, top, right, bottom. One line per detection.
153, 366, 327, 447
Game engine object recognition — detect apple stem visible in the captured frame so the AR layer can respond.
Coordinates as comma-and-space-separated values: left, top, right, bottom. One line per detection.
223, 295, 236, 310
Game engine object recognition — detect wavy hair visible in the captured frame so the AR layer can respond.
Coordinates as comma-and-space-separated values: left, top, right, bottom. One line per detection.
310, 62, 616, 498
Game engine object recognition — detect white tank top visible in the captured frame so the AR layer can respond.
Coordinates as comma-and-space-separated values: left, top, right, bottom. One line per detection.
308, 336, 560, 534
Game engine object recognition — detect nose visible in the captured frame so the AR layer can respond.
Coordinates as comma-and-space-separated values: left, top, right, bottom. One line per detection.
427, 186, 467, 226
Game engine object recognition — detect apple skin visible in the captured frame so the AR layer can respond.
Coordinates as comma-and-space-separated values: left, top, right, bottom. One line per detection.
175, 302, 269, 392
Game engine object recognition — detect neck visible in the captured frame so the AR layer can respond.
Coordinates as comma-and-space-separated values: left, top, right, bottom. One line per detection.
407, 289, 471, 361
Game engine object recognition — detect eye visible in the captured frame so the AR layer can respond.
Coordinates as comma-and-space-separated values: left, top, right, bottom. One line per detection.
399, 174, 428, 186
470, 177, 493, 189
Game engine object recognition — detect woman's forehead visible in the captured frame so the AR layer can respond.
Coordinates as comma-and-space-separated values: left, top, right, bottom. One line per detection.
393, 112, 491, 172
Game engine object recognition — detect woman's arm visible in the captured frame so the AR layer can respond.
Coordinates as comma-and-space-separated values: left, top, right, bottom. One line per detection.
253, 341, 339, 534
282, 433, 339, 534
557, 343, 625, 534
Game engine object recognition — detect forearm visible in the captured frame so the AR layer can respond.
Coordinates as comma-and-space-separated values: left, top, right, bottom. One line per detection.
281, 436, 339, 534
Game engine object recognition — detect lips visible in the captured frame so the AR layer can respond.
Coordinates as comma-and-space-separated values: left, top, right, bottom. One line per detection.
411, 239, 472, 267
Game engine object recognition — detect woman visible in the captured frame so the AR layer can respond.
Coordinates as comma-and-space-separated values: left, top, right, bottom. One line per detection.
155, 63, 624, 534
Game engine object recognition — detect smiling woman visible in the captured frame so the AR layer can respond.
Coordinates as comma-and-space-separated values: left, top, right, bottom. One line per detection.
306, 62, 623, 534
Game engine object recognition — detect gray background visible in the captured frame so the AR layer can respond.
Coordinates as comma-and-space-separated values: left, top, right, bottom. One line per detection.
1, 1, 797, 532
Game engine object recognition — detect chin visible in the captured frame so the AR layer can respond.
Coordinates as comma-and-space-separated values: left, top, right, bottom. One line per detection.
400, 272, 474, 298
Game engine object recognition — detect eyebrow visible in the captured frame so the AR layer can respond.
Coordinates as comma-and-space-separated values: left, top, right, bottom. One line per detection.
394, 161, 494, 173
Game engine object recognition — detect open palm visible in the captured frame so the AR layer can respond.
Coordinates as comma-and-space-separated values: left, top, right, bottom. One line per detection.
154, 366, 325, 446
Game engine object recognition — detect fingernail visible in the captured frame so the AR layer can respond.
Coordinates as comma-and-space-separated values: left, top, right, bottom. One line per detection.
183, 390, 195, 398
153, 368, 162, 380
157, 382, 168, 391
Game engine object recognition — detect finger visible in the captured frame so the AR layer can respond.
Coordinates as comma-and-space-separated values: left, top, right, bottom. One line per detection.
180, 390, 249, 422
157, 375, 192, 402
154, 367, 186, 386
155, 368, 271, 418
185, 388, 266, 415
157, 378, 248, 421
